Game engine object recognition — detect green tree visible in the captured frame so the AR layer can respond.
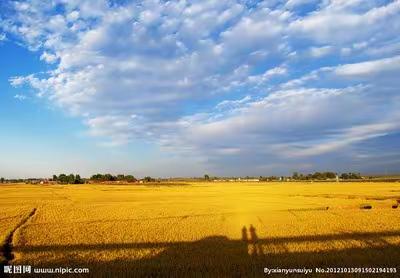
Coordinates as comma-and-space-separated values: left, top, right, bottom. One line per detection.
125, 175, 136, 182
68, 174, 76, 184
143, 176, 154, 182
204, 174, 210, 181
340, 173, 349, 179
75, 174, 83, 184
325, 172, 337, 179
340, 172, 361, 180
350, 172, 362, 179
312, 172, 322, 180
90, 174, 103, 181
58, 174, 67, 184
104, 174, 116, 181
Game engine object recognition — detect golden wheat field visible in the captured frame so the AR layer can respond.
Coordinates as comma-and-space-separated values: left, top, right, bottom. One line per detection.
1, 182, 400, 277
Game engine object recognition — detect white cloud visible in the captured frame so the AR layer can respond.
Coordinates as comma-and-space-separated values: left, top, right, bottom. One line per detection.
161, 86, 375, 152
66, 10, 80, 22
247, 66, 288, 86
40, 51, 58, 63
281, 122, 399, 157
285, 0, 318, 9
289, 0, 400, 44
334, 55, 400, 77
85, 115, 138, 146
309, 46, 333, 58
9, 76, 27, 87
6, 1, 291, 121
14, 94, 27, 101
216, 95, 252, 110
281, 54, 400, 88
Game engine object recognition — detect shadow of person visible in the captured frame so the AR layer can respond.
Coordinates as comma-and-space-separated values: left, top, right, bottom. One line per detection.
249, 225, 258, 242
249, 224, 261, 256
241, 226, 248, 242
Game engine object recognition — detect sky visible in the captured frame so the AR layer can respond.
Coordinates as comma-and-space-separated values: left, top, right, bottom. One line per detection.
0, 0, 399, 178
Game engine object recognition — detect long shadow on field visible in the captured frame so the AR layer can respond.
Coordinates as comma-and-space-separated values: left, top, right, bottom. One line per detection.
14, 229, 400, 277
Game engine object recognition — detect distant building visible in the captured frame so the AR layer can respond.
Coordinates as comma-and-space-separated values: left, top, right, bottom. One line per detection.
243, 179, 259, 182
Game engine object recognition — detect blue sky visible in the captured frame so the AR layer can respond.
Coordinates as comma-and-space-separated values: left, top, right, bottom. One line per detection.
0, 0, 399, 178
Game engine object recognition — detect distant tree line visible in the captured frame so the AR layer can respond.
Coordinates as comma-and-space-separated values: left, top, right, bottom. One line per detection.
51, 173, 155, 184
90, 174, 137, 182
259, 176, 281, 181
339, 172, 362, 180
291, 171, 362, 180
53, 174, 84, 184
143, 176, 156, 182
292, 171, 337, 180
0, 177, 36, 183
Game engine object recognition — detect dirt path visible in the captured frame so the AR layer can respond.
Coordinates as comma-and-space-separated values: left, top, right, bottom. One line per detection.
1, 208, 37, 266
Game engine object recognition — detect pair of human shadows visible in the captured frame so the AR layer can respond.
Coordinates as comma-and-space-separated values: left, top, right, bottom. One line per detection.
242, 225, 261, 256
241, 225, 258, 242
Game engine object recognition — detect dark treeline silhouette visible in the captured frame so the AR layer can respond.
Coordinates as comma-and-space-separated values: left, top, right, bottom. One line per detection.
90, 174, 137, 182
291, 171, 362, 180
292, 171, 337, 180
0, 177, 25, 183
53, 174, 84, 184
143, 176, 156, 182
259, 176, 281, 181
339, 172, 363, 179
